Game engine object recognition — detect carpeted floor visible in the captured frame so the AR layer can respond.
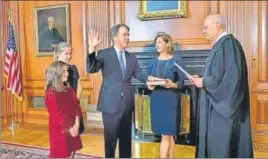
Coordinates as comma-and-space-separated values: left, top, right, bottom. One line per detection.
0, 142, 101, 158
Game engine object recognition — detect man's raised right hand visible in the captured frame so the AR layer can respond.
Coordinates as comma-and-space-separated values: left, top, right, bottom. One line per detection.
88, 29, 102, 54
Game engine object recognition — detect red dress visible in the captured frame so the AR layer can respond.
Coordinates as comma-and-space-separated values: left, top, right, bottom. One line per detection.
44, 87, 83, 158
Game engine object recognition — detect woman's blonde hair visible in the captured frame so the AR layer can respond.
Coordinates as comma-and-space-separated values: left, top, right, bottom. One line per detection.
154, 32, 174, 54
53, 42, 71, 61
45, 61, 69, 92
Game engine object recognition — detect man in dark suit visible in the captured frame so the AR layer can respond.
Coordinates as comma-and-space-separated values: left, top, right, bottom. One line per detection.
86, 24, 150, 158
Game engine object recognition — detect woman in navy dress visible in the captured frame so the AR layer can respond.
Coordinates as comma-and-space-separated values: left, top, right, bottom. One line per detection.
147, 32, 185, 158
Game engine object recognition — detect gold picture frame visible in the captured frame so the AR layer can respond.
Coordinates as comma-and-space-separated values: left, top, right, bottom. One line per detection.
34, 4, 70, 57
137, 0, 187, 21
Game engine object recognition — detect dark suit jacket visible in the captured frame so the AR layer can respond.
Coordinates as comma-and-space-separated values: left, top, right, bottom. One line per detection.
86, 47, 148, 113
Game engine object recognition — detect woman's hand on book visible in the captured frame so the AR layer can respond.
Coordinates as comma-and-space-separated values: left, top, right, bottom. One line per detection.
164, 79, 177, 89
147, 84, 156, 91
146, 80, 156, 90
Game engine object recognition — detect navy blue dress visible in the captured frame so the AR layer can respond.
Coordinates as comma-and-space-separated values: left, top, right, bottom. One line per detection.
68, 65, 85, 134
68, 65, 80, 91
147, 56, 185, 136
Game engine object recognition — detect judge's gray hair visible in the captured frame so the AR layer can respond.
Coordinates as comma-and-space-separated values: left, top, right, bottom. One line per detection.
206, 14, 227, 30
217, 14, 227, 30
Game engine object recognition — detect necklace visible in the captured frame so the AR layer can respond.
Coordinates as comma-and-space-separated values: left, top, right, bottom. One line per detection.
157, 60, 169, 78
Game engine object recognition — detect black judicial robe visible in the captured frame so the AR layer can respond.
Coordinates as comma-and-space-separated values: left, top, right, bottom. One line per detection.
195, 34, 254, 158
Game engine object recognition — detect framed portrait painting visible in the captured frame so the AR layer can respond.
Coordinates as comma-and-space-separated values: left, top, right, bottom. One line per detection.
34, 4, 70, 56
137, 0, 187, 21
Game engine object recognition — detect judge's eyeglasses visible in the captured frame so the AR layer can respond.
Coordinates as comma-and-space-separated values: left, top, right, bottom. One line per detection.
202, 22, 219, 30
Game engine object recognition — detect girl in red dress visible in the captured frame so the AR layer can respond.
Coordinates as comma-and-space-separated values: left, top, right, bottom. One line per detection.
44, 61, 83, 158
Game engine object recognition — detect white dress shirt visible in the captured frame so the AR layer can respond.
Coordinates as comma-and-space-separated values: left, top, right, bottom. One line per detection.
114, 45, 126, 69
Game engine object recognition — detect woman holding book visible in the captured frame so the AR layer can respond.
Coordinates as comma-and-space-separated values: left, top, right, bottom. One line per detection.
147, 32, 185, 158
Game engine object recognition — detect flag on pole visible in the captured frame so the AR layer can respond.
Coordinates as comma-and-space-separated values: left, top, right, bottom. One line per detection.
4, 20, 22, 100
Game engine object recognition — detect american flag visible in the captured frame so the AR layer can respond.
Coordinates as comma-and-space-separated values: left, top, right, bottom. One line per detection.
4, 20, 22, 100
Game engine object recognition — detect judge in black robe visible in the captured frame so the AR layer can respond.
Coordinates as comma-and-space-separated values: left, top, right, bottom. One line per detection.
190, 14, 254, 158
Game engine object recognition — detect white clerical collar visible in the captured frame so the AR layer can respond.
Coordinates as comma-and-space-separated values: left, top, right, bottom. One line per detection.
213, 31, 228, 45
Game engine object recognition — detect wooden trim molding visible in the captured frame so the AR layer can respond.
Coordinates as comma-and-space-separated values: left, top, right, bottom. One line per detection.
254, 142, 268, 152
252, 130, 268, 136
257, 1, 268, 82
129, 38, 210, 48
204, 0, 211, 16
119, 1, 214, 49
251, 89, 268, 93
120, 1, 125, 24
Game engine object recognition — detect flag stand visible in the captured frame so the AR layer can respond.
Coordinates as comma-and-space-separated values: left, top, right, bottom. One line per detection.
9, 96, 15, 135
6, 8, 16, 136
8, 120, 15, 135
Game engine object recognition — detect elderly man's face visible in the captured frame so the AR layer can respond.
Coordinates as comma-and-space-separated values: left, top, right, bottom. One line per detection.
48, 20, 56, 28
202, 18, 219, 41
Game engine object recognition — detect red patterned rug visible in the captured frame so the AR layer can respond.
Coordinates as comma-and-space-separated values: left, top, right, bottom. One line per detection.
1, 142, 101, 158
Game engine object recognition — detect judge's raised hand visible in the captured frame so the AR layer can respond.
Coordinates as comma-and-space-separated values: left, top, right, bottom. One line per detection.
88, 29, 102, 54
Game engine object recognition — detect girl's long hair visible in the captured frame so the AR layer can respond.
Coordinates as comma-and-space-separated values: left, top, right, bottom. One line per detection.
45, 61, 69, 92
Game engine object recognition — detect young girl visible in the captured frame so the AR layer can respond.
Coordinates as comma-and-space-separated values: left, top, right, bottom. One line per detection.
45, 61, 83, 158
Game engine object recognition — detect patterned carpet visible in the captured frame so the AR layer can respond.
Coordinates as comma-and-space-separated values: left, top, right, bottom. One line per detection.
0, 142, 101, 158
87, 108, 103, 128
86, 105, 104, 136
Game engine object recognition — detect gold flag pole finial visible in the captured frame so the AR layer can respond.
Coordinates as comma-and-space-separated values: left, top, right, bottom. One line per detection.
7, 8, 13, 22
